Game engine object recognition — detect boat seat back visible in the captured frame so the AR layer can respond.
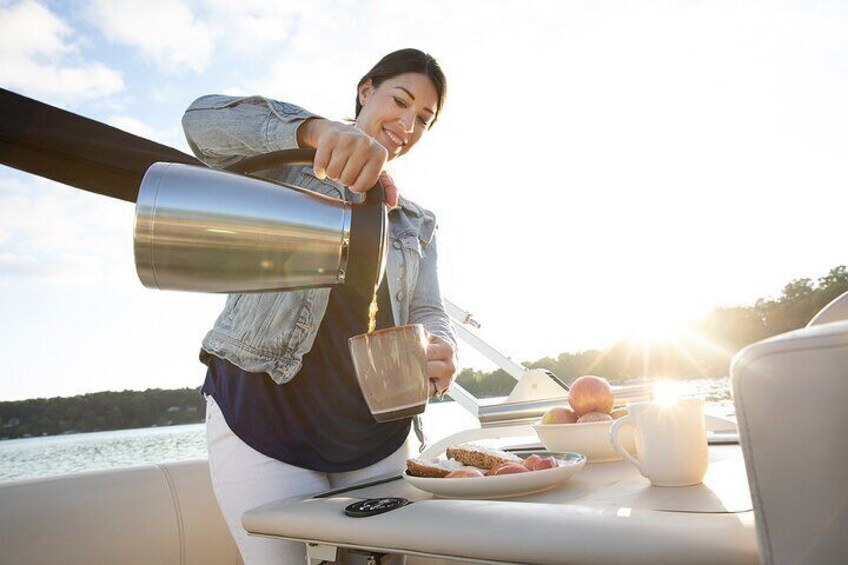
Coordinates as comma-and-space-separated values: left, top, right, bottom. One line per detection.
807, 289, 848, 327
731, 310, 848, 565
0, 459, 242, 565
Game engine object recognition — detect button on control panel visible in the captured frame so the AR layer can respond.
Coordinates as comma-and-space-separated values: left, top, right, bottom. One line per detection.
344, 497, 411, 518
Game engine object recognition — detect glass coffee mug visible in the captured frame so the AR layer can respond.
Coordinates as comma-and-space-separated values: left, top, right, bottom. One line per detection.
348, 324, 430, 422
610, 397, 709, 487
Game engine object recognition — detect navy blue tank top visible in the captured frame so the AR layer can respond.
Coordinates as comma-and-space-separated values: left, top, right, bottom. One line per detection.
201, 281, 410, 472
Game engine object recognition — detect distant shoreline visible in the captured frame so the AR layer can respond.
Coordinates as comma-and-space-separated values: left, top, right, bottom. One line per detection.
0, 421, 206, 444
0, 388, 205, 441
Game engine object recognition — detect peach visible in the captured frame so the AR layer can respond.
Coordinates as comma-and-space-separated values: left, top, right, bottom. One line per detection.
445, 467, 485, 478
577, 411, 613, 423
541, 406, 578, 425
610, 407, 629, 420
568, 375, 614, 416
487, 463, 529, 476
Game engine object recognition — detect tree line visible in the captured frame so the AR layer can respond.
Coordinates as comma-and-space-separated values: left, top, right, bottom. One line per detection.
453, 265, 848, 397
2, 265, 845, 438
1, 388, 205, 440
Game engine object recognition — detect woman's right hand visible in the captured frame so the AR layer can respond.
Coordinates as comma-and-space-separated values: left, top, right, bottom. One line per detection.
297, 119, 397, 206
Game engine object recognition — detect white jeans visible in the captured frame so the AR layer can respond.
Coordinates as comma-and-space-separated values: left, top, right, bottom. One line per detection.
205, 396, 412, 565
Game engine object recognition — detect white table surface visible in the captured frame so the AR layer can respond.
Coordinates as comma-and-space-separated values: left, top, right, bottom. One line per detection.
243, 444, 759, 564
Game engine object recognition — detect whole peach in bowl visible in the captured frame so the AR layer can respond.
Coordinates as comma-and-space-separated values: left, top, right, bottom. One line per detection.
568, 375, 614, 415
540, 406, 578, 424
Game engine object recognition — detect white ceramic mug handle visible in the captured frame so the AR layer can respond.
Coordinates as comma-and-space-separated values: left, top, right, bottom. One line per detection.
610, 415, 645, 475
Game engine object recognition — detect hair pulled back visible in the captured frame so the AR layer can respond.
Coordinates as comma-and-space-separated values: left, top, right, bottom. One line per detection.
356, 48, 446, 125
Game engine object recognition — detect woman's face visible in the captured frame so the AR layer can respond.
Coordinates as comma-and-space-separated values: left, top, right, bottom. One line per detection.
355, 72, 438, 160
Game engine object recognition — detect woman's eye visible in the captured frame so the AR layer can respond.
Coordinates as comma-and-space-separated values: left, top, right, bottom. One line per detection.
393, 96, 407, 108
418, 116, 431, 128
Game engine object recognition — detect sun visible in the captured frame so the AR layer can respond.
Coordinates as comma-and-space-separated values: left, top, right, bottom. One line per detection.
651, 379, 688, 405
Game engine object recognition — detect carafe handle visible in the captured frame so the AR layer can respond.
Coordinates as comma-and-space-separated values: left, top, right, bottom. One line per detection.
225, 149, 386, 204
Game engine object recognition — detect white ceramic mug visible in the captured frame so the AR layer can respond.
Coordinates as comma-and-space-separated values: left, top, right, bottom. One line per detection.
609, 397, 709, 487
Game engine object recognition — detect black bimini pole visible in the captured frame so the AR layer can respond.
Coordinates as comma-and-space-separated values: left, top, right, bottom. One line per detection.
0, 88, 201, 203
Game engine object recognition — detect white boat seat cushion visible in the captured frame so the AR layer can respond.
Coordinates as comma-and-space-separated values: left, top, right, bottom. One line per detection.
0, 459, 242, 565
807, 289, 848, 327
731, 320, 848, 565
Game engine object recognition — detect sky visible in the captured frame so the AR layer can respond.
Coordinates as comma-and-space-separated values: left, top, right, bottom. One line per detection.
1, 0, 846, 401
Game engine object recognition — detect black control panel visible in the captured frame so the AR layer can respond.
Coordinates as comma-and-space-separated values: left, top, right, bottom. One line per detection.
344, 497, 411, 518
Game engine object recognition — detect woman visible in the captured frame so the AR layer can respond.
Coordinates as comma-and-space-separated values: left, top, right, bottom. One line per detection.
182, 48, 457, 564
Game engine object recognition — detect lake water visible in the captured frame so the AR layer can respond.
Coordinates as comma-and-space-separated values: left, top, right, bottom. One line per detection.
0, 377, 732, 483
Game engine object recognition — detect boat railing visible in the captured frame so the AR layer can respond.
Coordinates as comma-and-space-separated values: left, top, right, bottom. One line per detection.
444, 299, 677, 422
438, 298, 738, 454
476, 383, 654, 428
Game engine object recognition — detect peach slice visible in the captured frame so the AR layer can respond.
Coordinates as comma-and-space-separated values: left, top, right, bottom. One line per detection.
529, 455, 558, 471
488, 463, 529, 476
445, 467, 485, 478
522, 454, 543, 470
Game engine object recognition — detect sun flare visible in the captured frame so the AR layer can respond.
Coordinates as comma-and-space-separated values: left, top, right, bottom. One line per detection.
652, 380, 687, 406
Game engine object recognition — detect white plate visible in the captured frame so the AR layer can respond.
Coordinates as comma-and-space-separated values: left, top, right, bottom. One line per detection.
403, 451, 586, 499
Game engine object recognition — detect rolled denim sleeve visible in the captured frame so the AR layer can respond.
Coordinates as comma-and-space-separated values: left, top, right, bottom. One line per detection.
408, 232, 457, 352
181, 95, 319, 168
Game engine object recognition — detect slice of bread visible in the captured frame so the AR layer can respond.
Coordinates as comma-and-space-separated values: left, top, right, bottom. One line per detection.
405, 457, 467, 478
445, 443, 523, 470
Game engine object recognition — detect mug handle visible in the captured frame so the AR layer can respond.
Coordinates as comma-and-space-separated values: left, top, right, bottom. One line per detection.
610, 415, 645, 475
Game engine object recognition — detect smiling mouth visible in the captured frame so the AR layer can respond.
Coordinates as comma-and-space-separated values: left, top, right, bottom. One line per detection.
383, 128, 407, 148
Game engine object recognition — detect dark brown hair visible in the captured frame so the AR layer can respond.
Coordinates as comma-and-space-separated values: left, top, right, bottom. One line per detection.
356, 48, 447, 126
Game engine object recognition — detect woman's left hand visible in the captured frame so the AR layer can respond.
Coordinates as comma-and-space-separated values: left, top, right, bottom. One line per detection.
379, 171, 400, 210
426, 333, 457, 399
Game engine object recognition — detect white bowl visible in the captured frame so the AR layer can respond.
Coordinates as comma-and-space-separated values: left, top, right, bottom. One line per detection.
533, 420, 636, 463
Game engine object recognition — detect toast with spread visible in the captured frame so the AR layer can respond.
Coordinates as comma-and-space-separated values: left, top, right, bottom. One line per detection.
406, 443, 528, 478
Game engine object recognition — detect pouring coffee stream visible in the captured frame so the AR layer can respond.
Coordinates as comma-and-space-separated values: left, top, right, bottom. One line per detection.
133, 148, 389, 305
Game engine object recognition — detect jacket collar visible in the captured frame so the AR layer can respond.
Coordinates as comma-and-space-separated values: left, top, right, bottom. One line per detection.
394, 194, 422, 217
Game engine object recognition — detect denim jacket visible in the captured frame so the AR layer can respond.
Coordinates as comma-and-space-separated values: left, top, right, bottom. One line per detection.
182, 95, 456, 384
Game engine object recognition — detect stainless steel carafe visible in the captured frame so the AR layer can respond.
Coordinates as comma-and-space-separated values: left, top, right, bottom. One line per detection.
133, 149, 388, 298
